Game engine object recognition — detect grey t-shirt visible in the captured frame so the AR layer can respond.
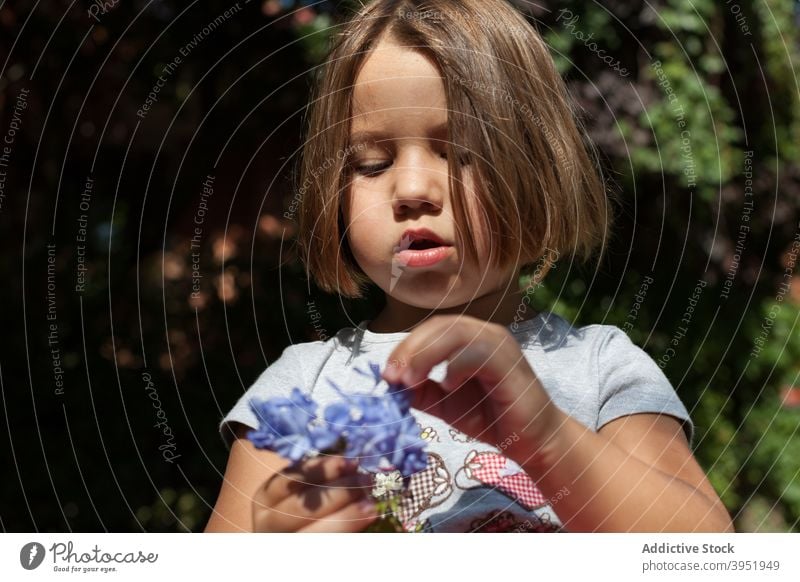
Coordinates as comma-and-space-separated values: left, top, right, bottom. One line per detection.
219, 311, 692, 532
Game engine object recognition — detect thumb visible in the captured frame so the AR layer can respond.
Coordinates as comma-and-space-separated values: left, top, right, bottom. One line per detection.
408, 378, 446, 417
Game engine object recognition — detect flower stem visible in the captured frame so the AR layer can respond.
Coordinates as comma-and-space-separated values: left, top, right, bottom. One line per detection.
362, 495, 405, 532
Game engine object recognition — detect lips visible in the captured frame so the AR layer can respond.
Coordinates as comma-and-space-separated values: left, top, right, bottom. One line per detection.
394, 227, 454, 268
397, 227, 451, 251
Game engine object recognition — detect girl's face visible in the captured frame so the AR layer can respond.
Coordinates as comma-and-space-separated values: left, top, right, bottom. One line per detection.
344, 38, 519, 310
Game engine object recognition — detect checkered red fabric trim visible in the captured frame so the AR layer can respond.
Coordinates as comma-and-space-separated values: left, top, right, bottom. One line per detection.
397, 453, 451, 525
470, 452, 548, 510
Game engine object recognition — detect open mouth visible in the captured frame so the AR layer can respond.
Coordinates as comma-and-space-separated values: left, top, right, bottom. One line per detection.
402, 238, 444, 251
395, 228, 453, 268
397, 228, 451, 252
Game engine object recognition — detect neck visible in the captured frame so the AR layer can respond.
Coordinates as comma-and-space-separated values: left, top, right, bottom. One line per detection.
367, 286, 536, 333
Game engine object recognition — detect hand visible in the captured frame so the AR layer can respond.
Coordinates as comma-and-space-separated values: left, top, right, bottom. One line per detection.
381, 315, 562, 466
252, 455, 379, 532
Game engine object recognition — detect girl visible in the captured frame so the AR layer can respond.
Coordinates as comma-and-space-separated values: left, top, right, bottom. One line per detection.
205, 0, 733, 533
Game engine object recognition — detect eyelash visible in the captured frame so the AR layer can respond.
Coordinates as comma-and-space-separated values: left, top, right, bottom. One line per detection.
354, 162, 391, 177
353, 152, 469, 177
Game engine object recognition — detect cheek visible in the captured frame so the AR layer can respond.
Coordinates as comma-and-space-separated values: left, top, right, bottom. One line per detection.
344, 181, 392, 226
346, 216, 369, 253
343, 182, 374, 227
342, 184, 366, 230
342, 193, 382, 262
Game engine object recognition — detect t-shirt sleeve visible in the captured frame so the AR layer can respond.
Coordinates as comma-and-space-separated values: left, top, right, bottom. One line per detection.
217, 342, 329, 449
596, 327, 694, 445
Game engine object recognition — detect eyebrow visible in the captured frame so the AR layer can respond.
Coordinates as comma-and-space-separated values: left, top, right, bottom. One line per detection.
347, 130, 386, 145
348, 122, 449, 145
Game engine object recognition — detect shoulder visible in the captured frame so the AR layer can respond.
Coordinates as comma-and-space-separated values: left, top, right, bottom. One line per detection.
539, 315, 663, 377
516, 312, 691, 439
218, 328, 355, 447
522, 313, 670, 397
525, 311, 623, 355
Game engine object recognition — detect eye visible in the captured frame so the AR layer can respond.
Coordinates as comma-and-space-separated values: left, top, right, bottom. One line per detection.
353, 161, 391, 177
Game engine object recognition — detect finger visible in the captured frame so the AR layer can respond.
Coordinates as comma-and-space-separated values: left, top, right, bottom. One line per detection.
446, 343, 548, 429
409, 325, 513, 390
258, 455, 359, 507
439, 342, 497, 392
409, 377, 481, 415
441, 339, 522, 398
261, 471, 374, 532
297, 498, 380, 533
381, 315, 465, 383
447, 356, 554, 454
408, 379, 448, 413
384, 316, 500, 386
411, 378, 492, 439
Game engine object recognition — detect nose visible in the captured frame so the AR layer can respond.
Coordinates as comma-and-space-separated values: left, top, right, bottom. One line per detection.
391, 148, 446, 215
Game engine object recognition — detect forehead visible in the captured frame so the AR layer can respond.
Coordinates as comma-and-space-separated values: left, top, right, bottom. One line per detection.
351, 39, 447, 125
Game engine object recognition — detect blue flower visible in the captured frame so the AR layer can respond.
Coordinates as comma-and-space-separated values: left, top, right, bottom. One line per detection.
247, 361, 428, 476
325, 374, 428, 476
307, 424, 341, 453
391, 416, 429, 475
354, 361, 382, 385
387, 381, 412, 415
247, 387, 319, 462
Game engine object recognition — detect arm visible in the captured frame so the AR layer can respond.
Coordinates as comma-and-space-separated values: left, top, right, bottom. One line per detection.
525, 411, 734, 532
205, 423, 291, 532
380, 315, 733, 533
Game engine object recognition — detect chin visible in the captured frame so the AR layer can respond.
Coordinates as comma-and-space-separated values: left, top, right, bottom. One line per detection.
383, 286, 468, 311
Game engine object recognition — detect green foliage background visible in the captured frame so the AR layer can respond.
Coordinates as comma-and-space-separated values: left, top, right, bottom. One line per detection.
0, 0, 798, 532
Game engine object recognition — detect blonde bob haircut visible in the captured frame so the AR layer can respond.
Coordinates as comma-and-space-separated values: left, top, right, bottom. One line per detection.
296, 0, 612, 298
